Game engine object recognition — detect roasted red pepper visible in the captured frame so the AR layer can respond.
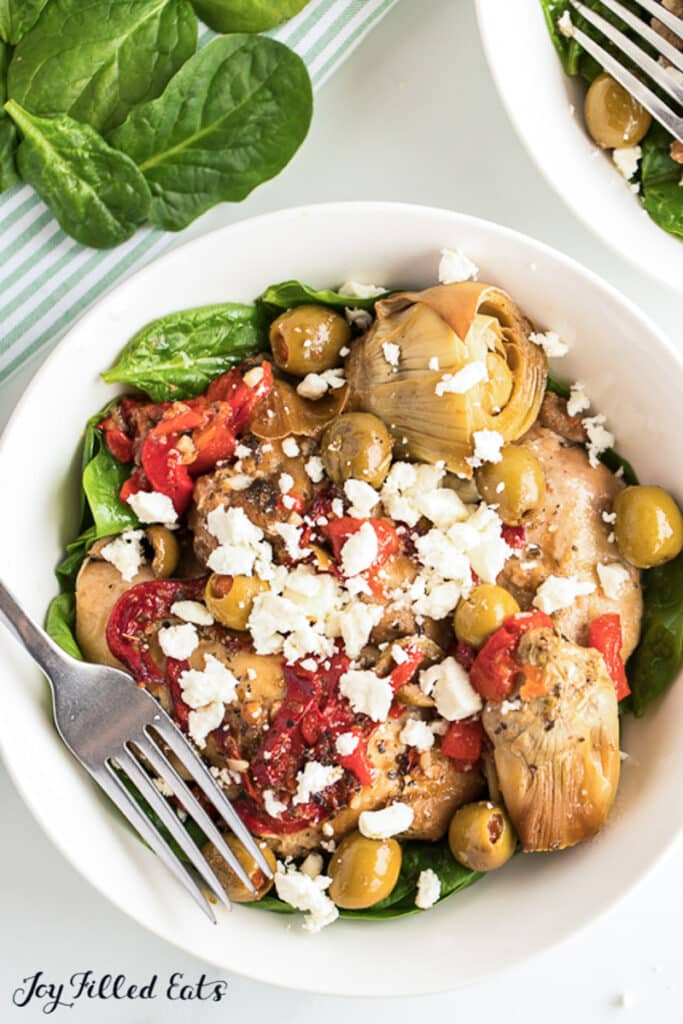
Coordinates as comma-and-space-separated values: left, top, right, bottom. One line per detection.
323, 517, 400, 594
502, 524, 527, 550
589, 613, 631, 701
440, 717, 484, 767
140, 431, 194, 515
469, 610, 554, 702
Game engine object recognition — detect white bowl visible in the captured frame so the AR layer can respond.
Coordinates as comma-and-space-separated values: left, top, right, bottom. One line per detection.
475, 0, 683, 294
1, 202, 682, 997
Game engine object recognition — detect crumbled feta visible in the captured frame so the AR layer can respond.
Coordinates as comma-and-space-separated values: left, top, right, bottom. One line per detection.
296, 368, 346, 400
466, 429, 504, 468
235, 443, 251, 459
428, 356, 440, 371
529, 330, 569, 358
415, 868, 441, 909
178, 654, 239, 708
419, 657, 483, 721
335, 601, 383, 658
344, 479, 380, 519
533, 574, 596, 613
435, 360, 488, 397
583, 414, 615, 468
206, 506, 273, 578
358, 802, 414, 839
340, 521, 378, 576
126, 490, 177, 525
100, 529, 145, 581
602, 510, 617, 525
304, 455, 325, 483
243, 366, 264, 388
558, 10, 574, 36
187, 701, 225, 748
597, 562, 631, 600
279, 472, 294, 494
273, 522, 310, 562
399, 718, 435, 751
567, 381, 590, 417
345, 307, 373, 332
438, 247, 479, 284
339, 280, 386, 299
613, 145, 641, 180
391, 643, 408, 664
274, 863, 338, 932
293, 761, 343, 806
170, 600, 214, 626
381, 460, 447, 527
300, 852, 324, 879
382, 341, 401, 367
158, 622, 199, 661
263, 789, 287, 818
152, 776, 174, 797
335, 731, 359, 757
224, 473, 254, 491
282, 437, 300, 458
339, 669, 393, 722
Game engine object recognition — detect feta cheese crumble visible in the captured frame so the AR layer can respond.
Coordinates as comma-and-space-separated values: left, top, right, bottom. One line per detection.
339, 669, 393, 722
558, 10, 574, 37
567, 381, 590, 417
438, 247, 479, 284
533, 574, 596, 614
358, 802, 414, 839
467, 429, 504, 468
179, 655, 239, 708
335, 731, 359, 757
263, 789, 287, 818
293, 761, 343, 806
597, 562, 631, 600
206, 505, 273, 578
382, 341, 401, 367
583, 414, 615, 468
529, 330, 569, 358
296, 368, 346, 400
399, 718, 435, 752
274, 863, 339, 933
304, 455, 325, 483
187, 702, 225, 749
339, 280, 386, 299
158, 622, 199, 661
170, 600, 214, 626
435, 360, 488, 397
419, 657, 483, 721
415, 868, 441, 909
100, 529, 145, 581
340, 521, 378, 576
613, 145, 641, 181
344, 479, 380, 519
126, 489, 178, 525
282, 437, 301, 458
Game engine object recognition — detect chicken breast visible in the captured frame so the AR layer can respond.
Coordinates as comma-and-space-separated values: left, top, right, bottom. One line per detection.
499, 420, 642, 658
483, 626, 620, 852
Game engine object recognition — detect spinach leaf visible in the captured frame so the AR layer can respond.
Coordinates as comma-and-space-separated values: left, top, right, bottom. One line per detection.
8, 0, 198, 134
5, 100, 151, 249
640, 124, 683, 240
191, 0, 308, 33
539, 0, 639, 82
628, 553, 683, 717
546, 373, 570, 399
102, 303, 267, 401
45, 592, 82, 659
56, 527, 97, 582
0, 0, 49, 45
259, 279, 388, 319
110, 35, 313, 231
83, 446, 138, 538
0, 40, 18, 191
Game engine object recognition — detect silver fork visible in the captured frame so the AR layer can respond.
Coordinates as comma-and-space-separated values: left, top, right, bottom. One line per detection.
568, 0, 683, 143
0, 579, 272, 922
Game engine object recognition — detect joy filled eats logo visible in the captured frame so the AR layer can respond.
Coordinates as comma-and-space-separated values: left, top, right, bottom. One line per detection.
12, 971, 229, 1014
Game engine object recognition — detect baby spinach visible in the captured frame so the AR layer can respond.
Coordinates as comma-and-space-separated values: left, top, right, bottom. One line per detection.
640, 124, 683, 240
102, 303, 267, 401
259, 279, 389, 319
5, 100, 152, 249
628, 553, 683, 717
83, 447, 138, 538
0, 0, 49, 45
0, 40, 18, 191
111, 34, 313, 231
45, 591, 82, 659
191, 0, 308, 33
8, 0, 198, 134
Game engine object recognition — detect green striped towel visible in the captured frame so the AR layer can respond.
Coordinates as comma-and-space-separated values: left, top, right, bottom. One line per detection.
0, 0, 398, 385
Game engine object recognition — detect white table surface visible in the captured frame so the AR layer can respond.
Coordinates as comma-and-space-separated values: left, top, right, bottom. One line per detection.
1, 1, 681, 1020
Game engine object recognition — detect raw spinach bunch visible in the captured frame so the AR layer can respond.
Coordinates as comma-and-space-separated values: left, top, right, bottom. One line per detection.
0, 0, 313, 248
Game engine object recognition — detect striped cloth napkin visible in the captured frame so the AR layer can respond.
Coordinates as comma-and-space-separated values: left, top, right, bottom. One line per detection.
0, 0, 398, 386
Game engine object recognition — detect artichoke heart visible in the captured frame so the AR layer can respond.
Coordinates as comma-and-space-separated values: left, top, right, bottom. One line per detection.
482, 626, 620, 852
346, 283, 547, 476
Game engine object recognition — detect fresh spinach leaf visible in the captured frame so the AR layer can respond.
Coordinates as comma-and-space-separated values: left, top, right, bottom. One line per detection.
0, 40, 17, 190
102, 303, 267, 401
8, 0, 198, 134
5, 100, 151, 249
546, 373, 570, 399
628, 553, 683, 717
45, 591, 82, 659
640, 124, 683, 240
56, 527, 97, 582
0, 0, 49, 45
259, 279, 388, 319
83, 446, 138, 538
191, 0, 308, 32
111, 34, 313, 231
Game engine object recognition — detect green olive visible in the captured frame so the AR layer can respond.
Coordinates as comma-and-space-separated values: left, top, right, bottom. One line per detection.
328, 831, 402, 910
269, 305, 351, 376
584, 72, 652, 149
448, 802, 516, 872
203, 833, 276, 903
321, 412, 394, 487
614, 485, 683, 569
475, 444, 545, 525
204, 573, 269, 630
146, 525, 180, 579
454, 584, 520, 649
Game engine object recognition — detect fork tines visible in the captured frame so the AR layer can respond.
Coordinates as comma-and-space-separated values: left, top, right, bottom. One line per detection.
568, 0, 683, 144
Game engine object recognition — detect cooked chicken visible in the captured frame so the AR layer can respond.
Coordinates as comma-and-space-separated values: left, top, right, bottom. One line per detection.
483, 626, 620, 852
75, 557, 154, 666
499, 420, 642, 658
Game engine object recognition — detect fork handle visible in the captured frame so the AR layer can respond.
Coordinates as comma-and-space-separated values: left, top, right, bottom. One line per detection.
0, 578, 70, 685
